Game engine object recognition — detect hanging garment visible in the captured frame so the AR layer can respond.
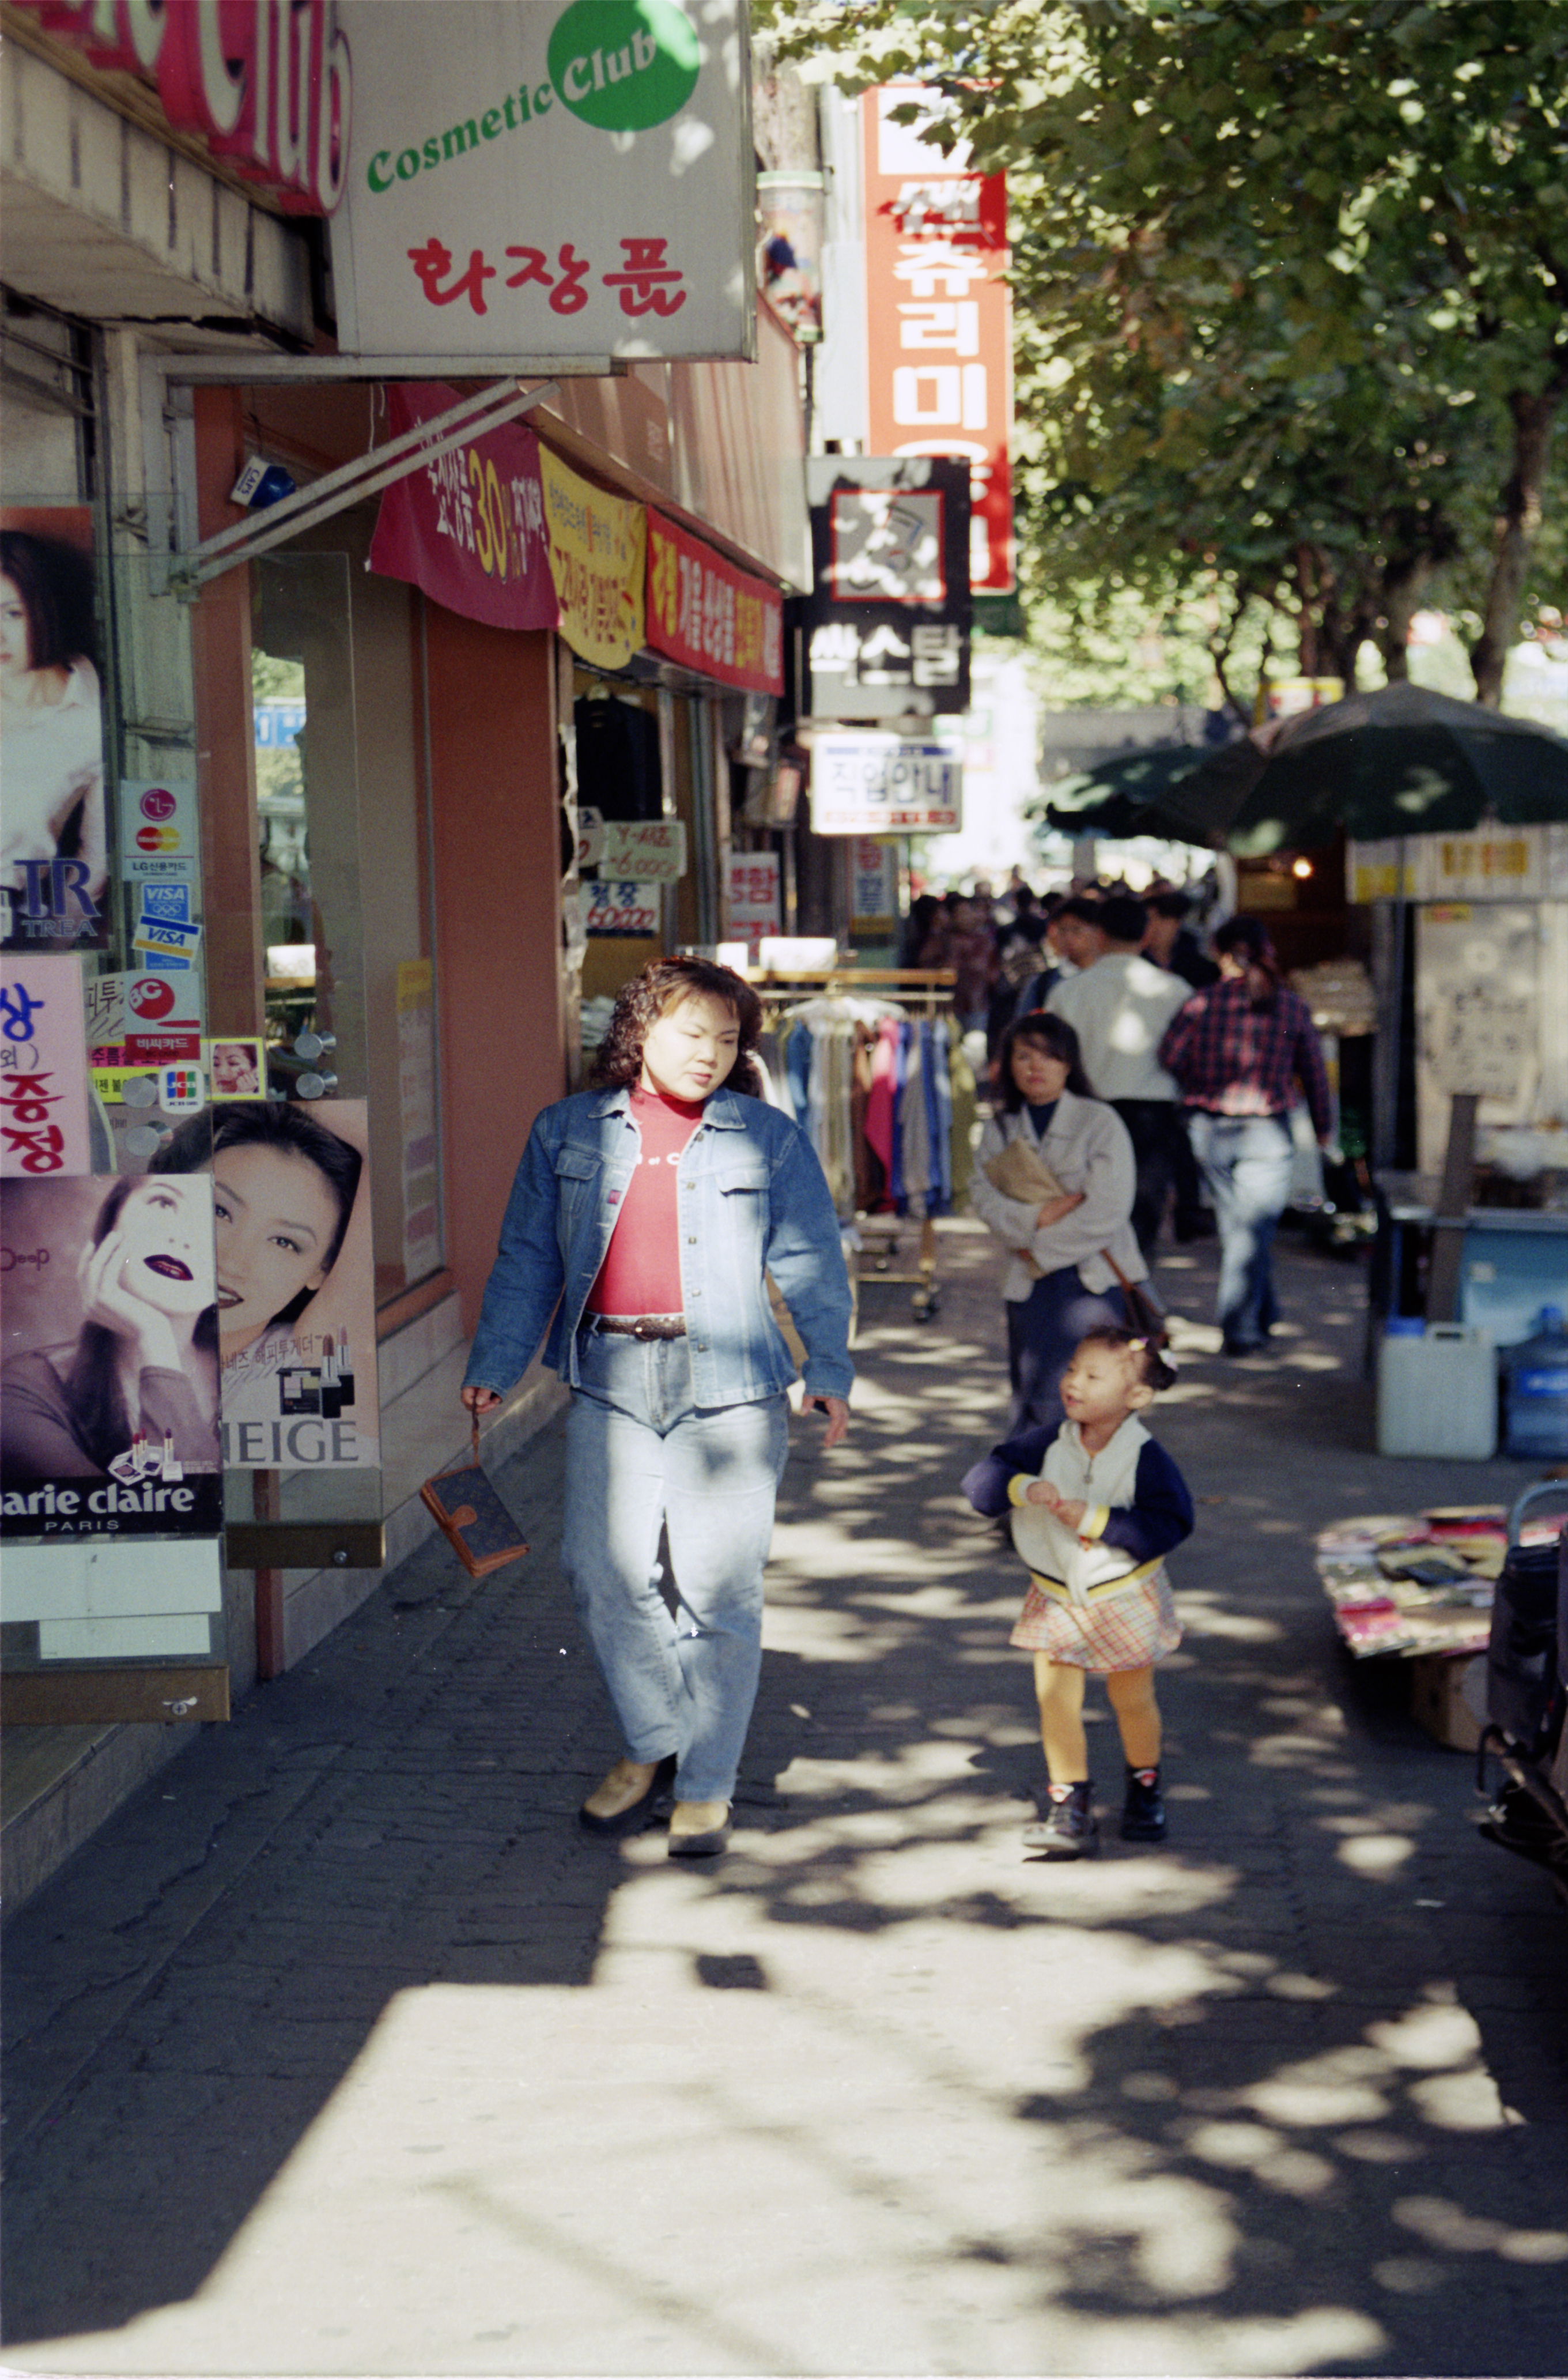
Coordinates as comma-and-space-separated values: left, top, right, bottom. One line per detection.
573, 695, 662, 821
901, 1023, 931, 1217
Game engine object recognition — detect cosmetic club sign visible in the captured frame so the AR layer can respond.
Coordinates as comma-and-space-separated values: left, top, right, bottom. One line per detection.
330, 0, 753, 360
14, 0, 352, 214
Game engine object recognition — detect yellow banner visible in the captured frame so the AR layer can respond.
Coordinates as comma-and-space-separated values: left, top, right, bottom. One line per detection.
539, 447, 645, 670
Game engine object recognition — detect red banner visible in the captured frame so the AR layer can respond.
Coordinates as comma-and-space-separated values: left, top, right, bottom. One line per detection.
369, 384, 559, 635
862, 87, 1015, 594
645, 515, 784, 695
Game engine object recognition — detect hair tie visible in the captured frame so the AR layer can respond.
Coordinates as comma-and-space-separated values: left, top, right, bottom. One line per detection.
1128, 1336, 1147, 1352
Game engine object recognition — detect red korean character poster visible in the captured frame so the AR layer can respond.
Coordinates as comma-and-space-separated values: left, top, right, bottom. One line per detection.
862, 88, 1015, 595
1, 953, 92, 1178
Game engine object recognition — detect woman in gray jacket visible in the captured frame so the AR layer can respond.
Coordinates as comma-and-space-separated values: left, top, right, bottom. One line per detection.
970, 1010, 1146, 1429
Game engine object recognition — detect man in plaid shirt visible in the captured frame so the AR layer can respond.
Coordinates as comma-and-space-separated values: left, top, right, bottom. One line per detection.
1159, 919, 1334, 1355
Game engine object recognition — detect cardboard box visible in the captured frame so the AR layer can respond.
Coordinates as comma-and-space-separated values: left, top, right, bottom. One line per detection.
1410, 1651, 1486, 1752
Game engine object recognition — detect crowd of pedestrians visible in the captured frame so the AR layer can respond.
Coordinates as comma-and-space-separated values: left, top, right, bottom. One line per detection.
912, 870, 1334, 1361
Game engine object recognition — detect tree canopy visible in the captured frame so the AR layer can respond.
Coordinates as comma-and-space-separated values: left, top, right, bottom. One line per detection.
770, 0, 1568, 704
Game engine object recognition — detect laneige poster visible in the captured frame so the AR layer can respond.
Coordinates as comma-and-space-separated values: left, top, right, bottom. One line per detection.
152, 1098, 380, 1470
1, 1172, 223, 1539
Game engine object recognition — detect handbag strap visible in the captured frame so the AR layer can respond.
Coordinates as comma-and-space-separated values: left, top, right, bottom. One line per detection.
1100, 1246, 1137, 1298
1100, 1246, 1167, 1341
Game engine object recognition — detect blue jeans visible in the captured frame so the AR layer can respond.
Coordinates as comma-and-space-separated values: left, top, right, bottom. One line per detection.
561, 1331, 790, 1804
1006, 1266, 1128, 1433
1187, 1112, 1295, 1351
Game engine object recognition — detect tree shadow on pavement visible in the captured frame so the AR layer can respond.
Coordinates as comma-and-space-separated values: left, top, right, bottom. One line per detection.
2, 1223, 1565, 2375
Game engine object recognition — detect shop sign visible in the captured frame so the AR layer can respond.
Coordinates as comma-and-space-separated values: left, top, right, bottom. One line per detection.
14, 0, 352, 215
726, 854, 781, 959
646, 516, 784, 695
851, 838, 900, 926
600, 820, 687, 882
861, 87, 1014, 594
804, 457, 971, 719
255, 701, 307, 748
1, 1173, 225, 1540
585, 880, 661, 936
1, 955, 91, 1178
368, 384, 559, 635
539, 447, 646, 670
2, 507, 107, 955
810, 733, 962, 836
330, 0, 753, 361
1348, 824, 1568, 905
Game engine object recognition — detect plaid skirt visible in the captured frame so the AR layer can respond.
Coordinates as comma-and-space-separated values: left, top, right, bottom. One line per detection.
1010, 1567, 1181, 1670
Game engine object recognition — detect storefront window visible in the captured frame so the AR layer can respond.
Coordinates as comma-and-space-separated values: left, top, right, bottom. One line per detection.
250, 521, 444, 1310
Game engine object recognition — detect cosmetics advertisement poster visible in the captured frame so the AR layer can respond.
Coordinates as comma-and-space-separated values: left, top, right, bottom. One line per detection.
1, 1172, 224, 1540
2, 508, 109, 956
196, 1097, 379, 1470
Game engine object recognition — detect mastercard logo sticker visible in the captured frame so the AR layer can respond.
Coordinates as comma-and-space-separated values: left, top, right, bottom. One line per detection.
137, 824, 182, 851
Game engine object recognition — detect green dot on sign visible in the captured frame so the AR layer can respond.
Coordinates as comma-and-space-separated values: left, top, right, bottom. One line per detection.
548, 0, 700, 133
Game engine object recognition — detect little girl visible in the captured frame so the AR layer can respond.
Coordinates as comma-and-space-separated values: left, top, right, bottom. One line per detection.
962, 1326, 1194, 1858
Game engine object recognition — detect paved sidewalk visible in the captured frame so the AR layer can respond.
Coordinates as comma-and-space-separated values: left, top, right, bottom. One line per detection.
3, 1222, 1566, 2377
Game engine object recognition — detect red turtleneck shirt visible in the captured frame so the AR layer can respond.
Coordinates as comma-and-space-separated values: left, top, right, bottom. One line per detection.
585, 1085, 705, 1317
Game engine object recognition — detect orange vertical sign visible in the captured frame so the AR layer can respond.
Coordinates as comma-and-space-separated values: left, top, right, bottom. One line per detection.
862, 86, 1015, 595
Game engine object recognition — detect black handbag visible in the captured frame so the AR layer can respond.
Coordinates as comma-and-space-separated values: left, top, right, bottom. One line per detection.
421, 1419, 530, 1580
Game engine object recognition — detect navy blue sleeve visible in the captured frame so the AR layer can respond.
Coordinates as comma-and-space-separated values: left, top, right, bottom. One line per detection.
1097, 1440, 1195, 1564
962, 1421, 1057, 1517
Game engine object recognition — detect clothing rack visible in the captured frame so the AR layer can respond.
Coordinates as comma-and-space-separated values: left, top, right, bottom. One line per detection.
742, 964, 955, 1016
750, 969, 966, 1327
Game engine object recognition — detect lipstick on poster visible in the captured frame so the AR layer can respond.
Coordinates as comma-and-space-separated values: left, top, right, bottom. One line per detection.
320, 1334, 342, 1421
337, 1329, 356, 1408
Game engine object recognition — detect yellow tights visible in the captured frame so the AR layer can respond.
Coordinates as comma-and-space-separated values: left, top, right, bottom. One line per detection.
1034, 1654, 1161, 1783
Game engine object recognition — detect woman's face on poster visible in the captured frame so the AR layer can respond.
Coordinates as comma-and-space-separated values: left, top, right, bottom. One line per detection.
0, 574, 33, 685
111, 1179, 215, 1318
210, 1043, 259, 1094
210, 1142, 341, 1346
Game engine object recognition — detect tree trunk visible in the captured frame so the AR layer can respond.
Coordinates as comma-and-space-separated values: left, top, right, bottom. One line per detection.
1376, 555, 1434, 682
1470, 383, 1562, 707
1294, 542, 1323, 675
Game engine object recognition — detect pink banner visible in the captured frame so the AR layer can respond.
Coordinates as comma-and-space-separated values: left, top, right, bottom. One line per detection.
646, 513, 784, 695
369, 384, 560, 635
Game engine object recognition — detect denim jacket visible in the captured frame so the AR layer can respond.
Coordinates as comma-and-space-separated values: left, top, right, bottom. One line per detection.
464, 1084, 855, 1407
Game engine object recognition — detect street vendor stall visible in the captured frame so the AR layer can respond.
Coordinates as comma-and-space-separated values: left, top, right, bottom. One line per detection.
1316, 1505, 1505, 1749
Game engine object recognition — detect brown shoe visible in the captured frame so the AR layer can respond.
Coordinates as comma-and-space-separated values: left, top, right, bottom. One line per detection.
667, 1798, 731, 1858
579, 1753, 677, 1838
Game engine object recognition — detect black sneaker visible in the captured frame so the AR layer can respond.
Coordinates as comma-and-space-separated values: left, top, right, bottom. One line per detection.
1121, 1765, 1167, 1842
1023, 1781, 1098, 1859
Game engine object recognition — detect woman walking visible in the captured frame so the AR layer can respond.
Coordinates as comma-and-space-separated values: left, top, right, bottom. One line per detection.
462, 957, 853, 1861
970, 1009, 1146, 1432
1158, 916, 1333, 1356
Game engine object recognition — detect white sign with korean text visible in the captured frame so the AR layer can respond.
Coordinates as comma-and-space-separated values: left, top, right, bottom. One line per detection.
811, 736, 963, 837
585, 880, 662, 936
599, 819, 688, 882
331, 0, 754, 361
726, 853, 781, 958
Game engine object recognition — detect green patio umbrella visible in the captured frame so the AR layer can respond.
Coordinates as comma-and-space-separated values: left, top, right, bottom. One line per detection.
1158, 681, 1568, 852
1036, 739, 1217, 840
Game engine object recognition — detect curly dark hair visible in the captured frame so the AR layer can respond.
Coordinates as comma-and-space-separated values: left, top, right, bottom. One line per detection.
592, 957, 765, 1098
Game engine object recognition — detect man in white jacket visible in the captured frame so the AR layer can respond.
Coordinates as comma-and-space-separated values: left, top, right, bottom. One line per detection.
1047, 895, 1190, 1261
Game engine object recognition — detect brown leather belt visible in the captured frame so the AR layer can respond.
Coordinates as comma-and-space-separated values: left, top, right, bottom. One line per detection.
581, 1314, 687, 1340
